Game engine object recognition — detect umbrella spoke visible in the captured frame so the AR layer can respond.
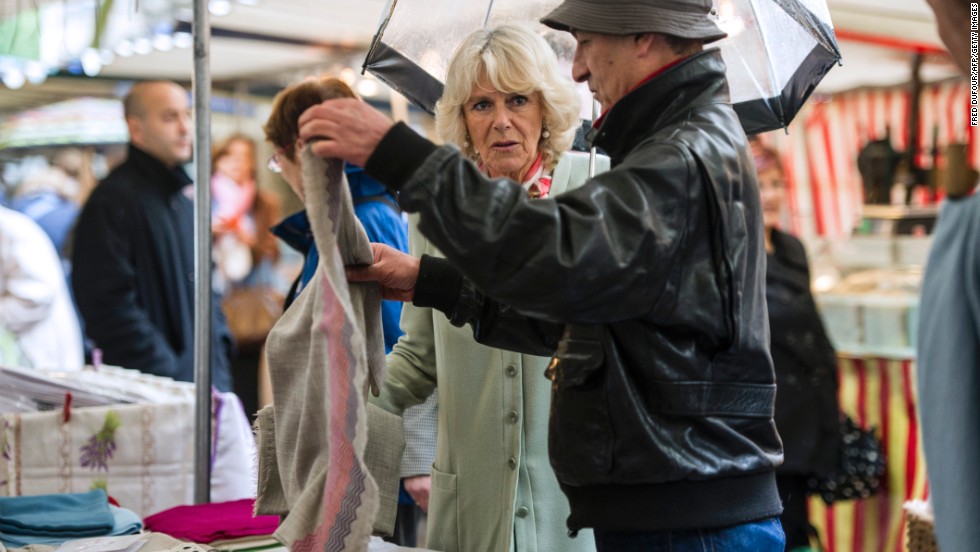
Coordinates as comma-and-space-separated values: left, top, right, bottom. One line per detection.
771, 0, 840, 58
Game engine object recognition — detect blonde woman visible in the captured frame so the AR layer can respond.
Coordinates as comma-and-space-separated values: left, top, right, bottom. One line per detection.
374, 24, 605, 552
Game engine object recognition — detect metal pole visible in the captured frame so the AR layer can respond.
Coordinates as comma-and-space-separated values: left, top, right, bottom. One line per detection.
192, 0, 213, 505
588, 98, 599, 178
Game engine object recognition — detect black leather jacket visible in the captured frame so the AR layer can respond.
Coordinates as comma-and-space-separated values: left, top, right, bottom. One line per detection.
366, 49, 783, 532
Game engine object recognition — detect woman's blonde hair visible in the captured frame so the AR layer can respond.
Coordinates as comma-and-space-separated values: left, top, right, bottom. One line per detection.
434, 24, 580, 171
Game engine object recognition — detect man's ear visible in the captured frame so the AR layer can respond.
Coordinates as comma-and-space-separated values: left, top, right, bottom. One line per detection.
126, 117, 141, 146
633, 32, 659, 56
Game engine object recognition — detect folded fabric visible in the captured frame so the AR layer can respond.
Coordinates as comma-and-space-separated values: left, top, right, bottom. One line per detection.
208, 534, 280, 551
0, 490, 112, 537
52, 533, 147, 552
1, 504, 142, 548
106, 505, 142, 539
143, 499, 278, 544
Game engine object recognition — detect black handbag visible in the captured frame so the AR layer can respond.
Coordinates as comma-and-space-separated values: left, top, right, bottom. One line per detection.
807, 414, 887, 504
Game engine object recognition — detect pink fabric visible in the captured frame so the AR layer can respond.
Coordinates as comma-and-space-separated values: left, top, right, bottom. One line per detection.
521, 154, 553, 198
143, 499, 278, 543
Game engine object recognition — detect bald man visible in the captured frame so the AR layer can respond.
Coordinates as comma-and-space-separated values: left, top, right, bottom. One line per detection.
71, 81, 234, 391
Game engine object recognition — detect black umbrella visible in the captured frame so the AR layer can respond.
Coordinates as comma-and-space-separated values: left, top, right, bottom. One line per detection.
362, 0, 841, 134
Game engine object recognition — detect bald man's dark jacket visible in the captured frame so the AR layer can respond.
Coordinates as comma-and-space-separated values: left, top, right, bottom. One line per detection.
72, 145, 233, 391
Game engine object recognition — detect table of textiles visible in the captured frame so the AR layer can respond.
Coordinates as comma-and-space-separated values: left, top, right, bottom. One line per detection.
0, 392, 254, 518
808, 356, 928, 552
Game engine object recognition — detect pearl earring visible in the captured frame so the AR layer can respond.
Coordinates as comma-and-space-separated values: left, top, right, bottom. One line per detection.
463, 134, 471, 148
541, 129, 551, 139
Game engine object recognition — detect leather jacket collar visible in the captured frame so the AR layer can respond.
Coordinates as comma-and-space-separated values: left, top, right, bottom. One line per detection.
590, 49, 730, 163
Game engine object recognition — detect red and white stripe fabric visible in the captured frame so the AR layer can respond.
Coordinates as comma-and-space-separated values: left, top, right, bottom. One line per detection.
809, 357, 929, 552
757, 78, 974, 241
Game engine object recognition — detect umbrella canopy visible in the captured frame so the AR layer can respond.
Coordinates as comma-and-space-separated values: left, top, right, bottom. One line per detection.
364, 0, 592, 119
363, 0, 841, 133
715, 0, 841, 133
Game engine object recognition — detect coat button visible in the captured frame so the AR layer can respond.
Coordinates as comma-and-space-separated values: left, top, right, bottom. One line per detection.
508, 457, 517, 470
516, 506, 529, 518
507, 411, 519, 423
505, 364, 518, 377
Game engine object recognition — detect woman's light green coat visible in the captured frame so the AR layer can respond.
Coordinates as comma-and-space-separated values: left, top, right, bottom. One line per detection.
375, 152, 607, 552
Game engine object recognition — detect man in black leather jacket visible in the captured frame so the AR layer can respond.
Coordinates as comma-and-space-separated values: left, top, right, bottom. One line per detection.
298, 0, 785, 548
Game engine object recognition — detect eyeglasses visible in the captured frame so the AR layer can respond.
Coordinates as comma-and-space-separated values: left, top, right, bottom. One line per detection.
267, 143, 292, 174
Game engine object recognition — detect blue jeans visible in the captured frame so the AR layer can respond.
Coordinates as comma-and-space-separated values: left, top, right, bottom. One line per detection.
593, 518, 785, 552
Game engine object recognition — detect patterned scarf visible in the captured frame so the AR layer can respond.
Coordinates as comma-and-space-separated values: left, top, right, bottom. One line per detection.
255, 150, 385, 551
480, 153, 553, 198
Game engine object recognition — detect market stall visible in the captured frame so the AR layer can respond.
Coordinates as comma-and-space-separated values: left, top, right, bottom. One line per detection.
810, 356, 928, 552
758, 61, 973, 549
810, 232, 930, 552
0, 0, 971, 549
764, 78, 974, 241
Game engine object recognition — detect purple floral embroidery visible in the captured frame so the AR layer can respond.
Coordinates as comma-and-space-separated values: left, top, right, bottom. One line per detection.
80, 410, 120, 472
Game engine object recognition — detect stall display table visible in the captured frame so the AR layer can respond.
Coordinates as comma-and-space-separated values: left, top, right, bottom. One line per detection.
0, 367, 256, 518
809, 356, 928, 552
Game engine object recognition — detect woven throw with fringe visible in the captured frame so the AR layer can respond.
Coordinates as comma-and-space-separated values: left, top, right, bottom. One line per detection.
255, 149, 386, 551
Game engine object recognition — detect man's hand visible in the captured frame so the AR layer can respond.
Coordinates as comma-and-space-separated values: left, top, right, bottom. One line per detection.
403, 475, 431, 513
297, 98, 394, 167
346, 243, 420, 302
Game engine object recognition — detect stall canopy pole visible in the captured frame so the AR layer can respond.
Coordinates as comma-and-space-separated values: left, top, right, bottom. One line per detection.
192, 0, 213, 506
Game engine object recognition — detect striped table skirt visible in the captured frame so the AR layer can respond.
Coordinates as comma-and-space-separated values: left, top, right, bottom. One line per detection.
809, 356, 928, 552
